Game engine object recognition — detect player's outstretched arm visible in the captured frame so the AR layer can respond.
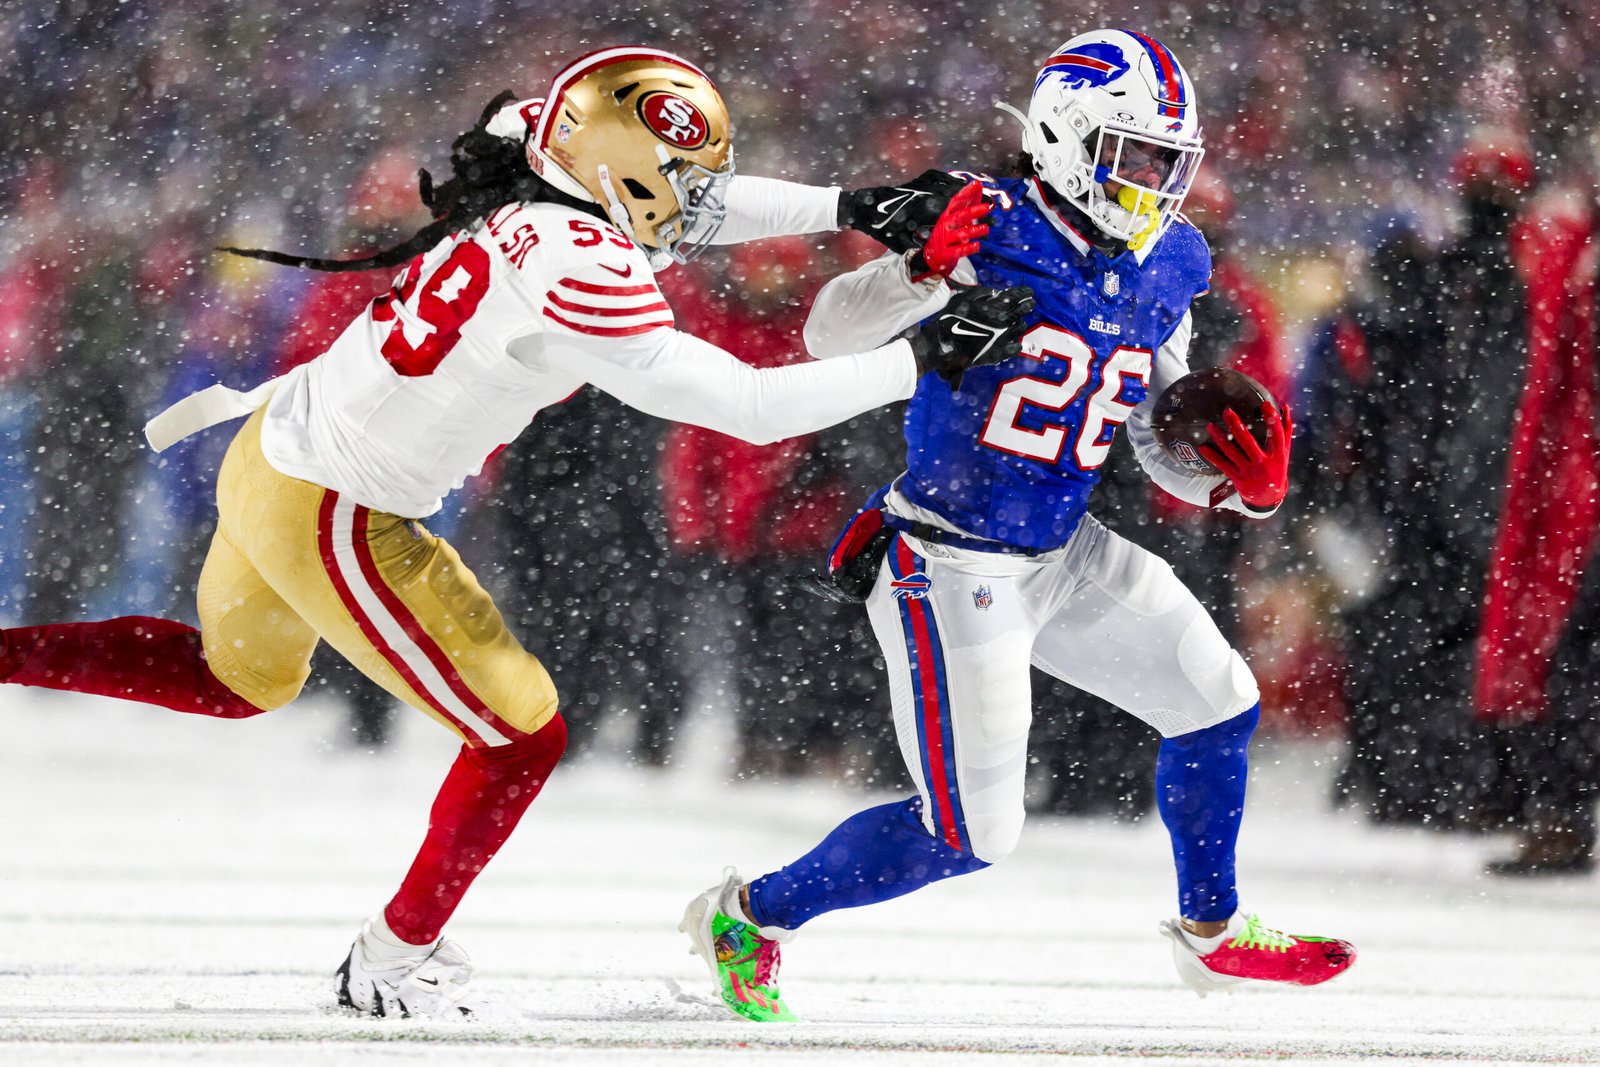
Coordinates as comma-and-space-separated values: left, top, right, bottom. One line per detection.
528, 326, 919, 446
526, 287, 1032, 444
803, 251, 953, 358
713, 170, 974, 249
712, 175, 845, 245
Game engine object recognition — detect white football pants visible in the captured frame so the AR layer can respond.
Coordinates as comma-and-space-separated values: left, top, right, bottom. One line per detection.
866, 514, 1259, 864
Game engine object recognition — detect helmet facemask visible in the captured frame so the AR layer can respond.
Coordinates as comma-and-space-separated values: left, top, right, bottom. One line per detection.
1078, 121, 1203, 250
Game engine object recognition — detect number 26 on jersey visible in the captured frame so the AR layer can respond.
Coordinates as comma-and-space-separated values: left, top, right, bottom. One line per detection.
979, 323, 1152, 470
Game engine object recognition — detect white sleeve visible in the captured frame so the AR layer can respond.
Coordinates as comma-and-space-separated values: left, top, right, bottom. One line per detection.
1125, 311, 1279, 518
804, 250, 963, 359
714, 175, 842, 245
521, 327, 918, 446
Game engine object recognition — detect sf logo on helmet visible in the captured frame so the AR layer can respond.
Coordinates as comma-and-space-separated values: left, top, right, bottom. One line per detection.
638, 91, 709, 149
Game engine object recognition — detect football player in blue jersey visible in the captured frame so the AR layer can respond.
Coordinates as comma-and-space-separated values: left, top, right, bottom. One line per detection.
683, 28, 1356, 1021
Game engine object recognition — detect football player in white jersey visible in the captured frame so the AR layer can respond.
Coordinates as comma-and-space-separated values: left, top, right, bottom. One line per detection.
0, 46, 1033, 1018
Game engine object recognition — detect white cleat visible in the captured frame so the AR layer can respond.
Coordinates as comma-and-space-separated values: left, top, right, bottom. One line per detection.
334, 918, 480, 1019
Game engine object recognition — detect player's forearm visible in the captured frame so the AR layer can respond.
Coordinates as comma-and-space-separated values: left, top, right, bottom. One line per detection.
804, 251, 951, 358
694, 339, 917, 444
552, 329, 917, 445
714, 176, 842, 245
1128, 412, 1279, 517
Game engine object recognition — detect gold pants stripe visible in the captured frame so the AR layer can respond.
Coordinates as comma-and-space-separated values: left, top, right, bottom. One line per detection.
198, 408, 558, 746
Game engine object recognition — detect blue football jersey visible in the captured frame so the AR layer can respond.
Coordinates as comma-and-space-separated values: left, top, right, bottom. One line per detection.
896, 174, 1212, 550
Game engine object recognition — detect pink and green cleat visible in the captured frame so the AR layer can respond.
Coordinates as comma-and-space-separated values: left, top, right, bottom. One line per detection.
1161, 911, 1356, 996
680, 869, 798, 1022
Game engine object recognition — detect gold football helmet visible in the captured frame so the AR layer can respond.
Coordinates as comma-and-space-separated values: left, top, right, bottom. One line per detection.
528, 47, 734, 264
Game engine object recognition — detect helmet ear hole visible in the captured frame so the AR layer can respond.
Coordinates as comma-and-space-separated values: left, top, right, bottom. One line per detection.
622, 177, 656, 199
1039, 122, 1060, 145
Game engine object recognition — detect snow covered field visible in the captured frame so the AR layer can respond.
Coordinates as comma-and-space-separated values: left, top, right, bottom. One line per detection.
2, 687, 1597, 1065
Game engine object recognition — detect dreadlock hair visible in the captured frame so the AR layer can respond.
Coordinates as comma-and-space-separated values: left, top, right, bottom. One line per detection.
220, 90, 601, 273
1003, 151, 1036, 179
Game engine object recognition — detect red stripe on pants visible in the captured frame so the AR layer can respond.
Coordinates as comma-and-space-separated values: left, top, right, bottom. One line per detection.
314, 492, 483, 745
895, 539, 962, 850
347, 506, 527, 743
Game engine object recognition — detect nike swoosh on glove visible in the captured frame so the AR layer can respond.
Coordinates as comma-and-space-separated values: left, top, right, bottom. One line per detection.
1197, 402, 1293, 510
837, 170, 968, 254
907, 286, 1036, 388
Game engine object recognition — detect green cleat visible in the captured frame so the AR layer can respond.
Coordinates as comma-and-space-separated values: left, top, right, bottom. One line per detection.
681, 868, 798, 1022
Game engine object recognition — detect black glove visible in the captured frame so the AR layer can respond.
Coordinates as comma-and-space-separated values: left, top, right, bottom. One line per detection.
907, 286, 1036, 388
794, 525, 896, 604
838, 169, 969, 254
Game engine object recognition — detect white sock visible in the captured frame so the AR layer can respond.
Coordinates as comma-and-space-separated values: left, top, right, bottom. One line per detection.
1180, 926, 1229, 954
1178, 910, 1243, 955
363, 915, 436, 959
723, 882, 797, 944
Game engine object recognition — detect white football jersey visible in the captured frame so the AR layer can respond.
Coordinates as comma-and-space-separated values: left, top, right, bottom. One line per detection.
257, 181, 916, 518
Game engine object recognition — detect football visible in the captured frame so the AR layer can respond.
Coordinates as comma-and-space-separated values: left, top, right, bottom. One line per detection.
1151, 367, 1278, 475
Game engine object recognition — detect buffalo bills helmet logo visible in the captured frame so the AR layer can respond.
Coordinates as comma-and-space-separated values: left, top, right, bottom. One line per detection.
1035, 42, 1131, 92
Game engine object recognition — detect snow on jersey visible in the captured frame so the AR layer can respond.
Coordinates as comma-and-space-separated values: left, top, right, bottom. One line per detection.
259, 202, 673, 518
896, 173, 1212, 550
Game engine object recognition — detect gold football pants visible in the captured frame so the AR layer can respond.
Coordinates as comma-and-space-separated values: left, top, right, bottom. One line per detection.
196, 408, 557, 747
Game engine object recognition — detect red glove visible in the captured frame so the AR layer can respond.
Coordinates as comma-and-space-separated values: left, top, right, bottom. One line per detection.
909, 180, 991, 282
1198, 402, 1293, 510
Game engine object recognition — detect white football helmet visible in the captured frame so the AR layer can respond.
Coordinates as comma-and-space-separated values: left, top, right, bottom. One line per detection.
998, 29, 1204, 251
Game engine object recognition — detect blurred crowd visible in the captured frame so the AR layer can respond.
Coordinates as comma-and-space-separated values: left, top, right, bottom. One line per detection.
3, 2, 1598, 869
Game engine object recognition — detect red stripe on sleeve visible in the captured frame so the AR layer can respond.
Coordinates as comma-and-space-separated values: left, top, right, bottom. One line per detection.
558, 278, 661, 297
546, 290, 672, 318
542, 308, 674, 337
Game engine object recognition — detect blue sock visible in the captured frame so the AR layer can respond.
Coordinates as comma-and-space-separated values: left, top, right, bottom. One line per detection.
746, 796, 990, 930
1156, 703, 1259, 923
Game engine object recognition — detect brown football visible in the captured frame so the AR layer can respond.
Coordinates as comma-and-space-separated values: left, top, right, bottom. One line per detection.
1151, 367, 1278, 475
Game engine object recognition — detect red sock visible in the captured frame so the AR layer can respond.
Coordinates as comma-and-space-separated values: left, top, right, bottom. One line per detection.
384, 714, 568, 945
1, 617, 263, 718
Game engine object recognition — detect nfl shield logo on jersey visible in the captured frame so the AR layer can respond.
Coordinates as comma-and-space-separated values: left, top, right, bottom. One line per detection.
1102, 272, 1120, 296
973, 585, 993, 611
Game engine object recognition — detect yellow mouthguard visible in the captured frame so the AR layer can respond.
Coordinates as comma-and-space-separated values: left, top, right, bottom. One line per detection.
1117, 185, 1161, 251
